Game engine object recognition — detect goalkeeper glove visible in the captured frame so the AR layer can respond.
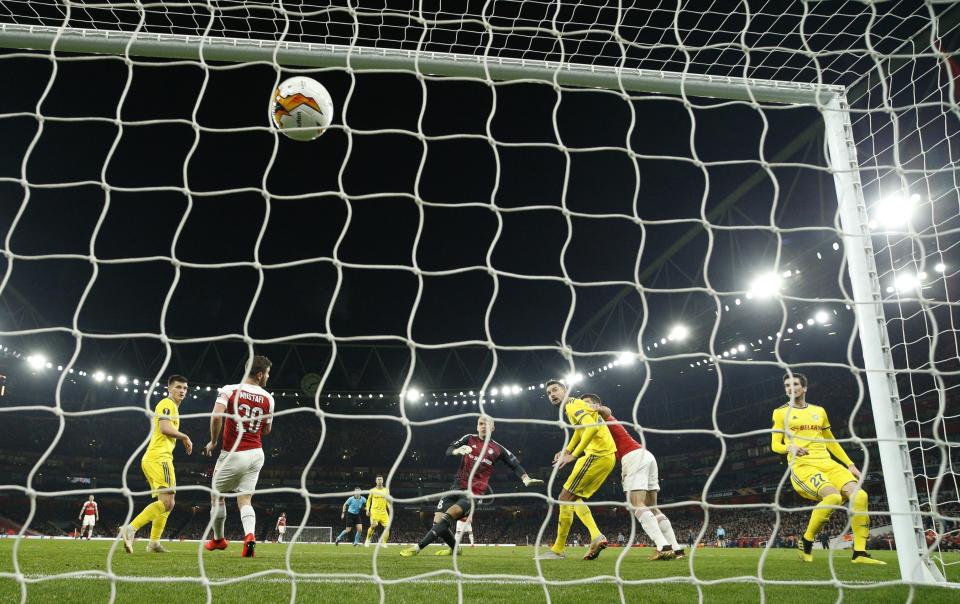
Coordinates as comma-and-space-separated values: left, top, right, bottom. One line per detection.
522, 476, 544, 487
453, 445, 472, 456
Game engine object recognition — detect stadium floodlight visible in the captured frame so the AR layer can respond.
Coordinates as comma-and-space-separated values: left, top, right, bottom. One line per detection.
27, 354, 46, 370
737, 344, 746, 352
617, 352, 635, 365
934, 263, 946, 273
667, 325, 690, 341
869, 193, 918, 230
894, 273, 918, 293
405, 388, 421, 402
489, 387, 499, 396
806, 318, 815, 326
748, 272, 783, 299
117, 375, 128, 385
815, 311, 830, 324
93, 371, 106, 383
511, 385, 522, 395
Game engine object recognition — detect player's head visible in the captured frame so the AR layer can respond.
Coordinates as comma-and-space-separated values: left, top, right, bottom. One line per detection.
354, 487, 362, 498
783, 372, 808, 401
581, 393, 601, 407
87, 495, 94, 502
477, 415, 495, 439
248, 355, 272, 387
167, 375, 188, 402
545, 380, 567, 406
280, 512, 285, 518
375, 475, 384, 487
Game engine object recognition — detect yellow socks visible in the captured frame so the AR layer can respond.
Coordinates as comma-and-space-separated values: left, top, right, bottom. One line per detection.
804, 492, 843, 542
851, 490, 870, 551
150, 510, 170, 541
574, 504, 602, 541
552, 504, 574, 554
131, 500, 166, 531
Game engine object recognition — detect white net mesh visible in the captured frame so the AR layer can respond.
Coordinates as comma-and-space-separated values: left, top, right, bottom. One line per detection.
0, 0, 959, 601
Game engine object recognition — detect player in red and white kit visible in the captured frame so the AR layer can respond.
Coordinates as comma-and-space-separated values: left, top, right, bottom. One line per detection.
78, 495, 99, 539
401, 416, 543, 557
583, 394, 684, 560
202, 355, 275, 558
275, 512, 287, 543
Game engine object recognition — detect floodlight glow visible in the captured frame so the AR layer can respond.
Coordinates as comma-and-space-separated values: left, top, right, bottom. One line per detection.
668, 325, 690, 341
512, 385, 522, 395
490, 387, 499, 396
737, 344, 746, 352
934, 263, 946, 273
117, 375, 128, 385
93, 371, 106, 383
806, 318, 815, 326
405, 388, 421, 402
748, 272, 783, 298
815, 311, 829, 324
27, 354, 46, 370
894, 273, 918, 292
871, 194, 915, 229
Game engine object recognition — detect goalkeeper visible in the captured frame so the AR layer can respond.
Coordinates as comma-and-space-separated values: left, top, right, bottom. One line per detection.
401, 415, 542, 556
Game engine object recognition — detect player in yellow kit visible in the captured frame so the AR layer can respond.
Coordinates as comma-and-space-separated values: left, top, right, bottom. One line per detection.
773, 373, 885, 565
120, 375, 193, 554
364, 474, 391, 547
537, 380, 617, 561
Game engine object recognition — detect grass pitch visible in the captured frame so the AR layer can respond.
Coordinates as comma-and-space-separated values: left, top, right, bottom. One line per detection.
1, 539, 957, 603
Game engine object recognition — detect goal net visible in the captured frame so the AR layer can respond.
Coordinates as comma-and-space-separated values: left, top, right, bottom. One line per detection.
296, 526, 332, 544
0, 0, 958, 601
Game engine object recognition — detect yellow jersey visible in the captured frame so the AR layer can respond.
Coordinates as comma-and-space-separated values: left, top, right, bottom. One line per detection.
771, 402, 853, 466
564, 398, 616, 457
366, 487, 390, 515
142, 397, 180, 463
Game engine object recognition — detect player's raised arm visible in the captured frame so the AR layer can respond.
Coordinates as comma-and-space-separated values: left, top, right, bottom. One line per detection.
446, 434, 472, 456
498, 444, 542, 486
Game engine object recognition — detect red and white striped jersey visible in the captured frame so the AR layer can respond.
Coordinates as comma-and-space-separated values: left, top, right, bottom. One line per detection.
216, 383, 275, 453
82, 502, 98, 516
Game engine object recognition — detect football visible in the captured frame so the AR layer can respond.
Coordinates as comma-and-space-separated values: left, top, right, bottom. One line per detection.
271, 76, 335, 141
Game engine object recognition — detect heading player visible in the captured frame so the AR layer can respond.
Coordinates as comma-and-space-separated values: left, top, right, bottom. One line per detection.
540, 380, 617, 561
120, 375, 193, 554
276, 512, 287, 543
401, 415, 542, 557
78, 495, 99, 540
203, 355, 275, 558
772, 372, 885, 565
365, 475, 391, 547
336, 488, 366, 546
583, 394, 684, 560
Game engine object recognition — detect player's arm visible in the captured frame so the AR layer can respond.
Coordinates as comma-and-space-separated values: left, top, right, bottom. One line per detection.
262, 395, 275, 437
203, 392, 229, 456
822, 425, 859, 477
365, 494, 372, 516
770, 410, 788, 455
446, 435, 472, 456
341, 498, 350, 518
567, 407, 603, 458
157, 403, 193, 455
94, 502, 99, 522
498, 445, 542, 486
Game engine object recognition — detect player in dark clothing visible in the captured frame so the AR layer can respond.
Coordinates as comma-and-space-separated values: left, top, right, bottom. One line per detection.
401, 415, 543, 556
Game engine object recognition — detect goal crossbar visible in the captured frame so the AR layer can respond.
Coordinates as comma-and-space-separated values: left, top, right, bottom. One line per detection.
0, 23, 841, 106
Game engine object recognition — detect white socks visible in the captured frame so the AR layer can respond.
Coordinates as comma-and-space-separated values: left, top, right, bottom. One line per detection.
240, 504, 256, 538
656, 514, 681, 550
636, 509, 669, 548
211, 501, 227, 540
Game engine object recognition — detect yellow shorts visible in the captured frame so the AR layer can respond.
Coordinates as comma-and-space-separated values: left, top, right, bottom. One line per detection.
370, 512, 390, 527
790, 458, 855, 501
141, 460, 176, 497
563, 453, 615, 499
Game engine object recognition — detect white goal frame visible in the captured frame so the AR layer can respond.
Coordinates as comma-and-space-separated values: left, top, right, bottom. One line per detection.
294, 526, 333, 544
0, 23, 944, 584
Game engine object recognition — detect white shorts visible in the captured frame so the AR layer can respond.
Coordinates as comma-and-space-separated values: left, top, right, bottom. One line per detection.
456, 522, 472, 533
278, 526, 286, 534
81, 516, 96, 528
213, 448, 265, 495
621, 448, 659, 492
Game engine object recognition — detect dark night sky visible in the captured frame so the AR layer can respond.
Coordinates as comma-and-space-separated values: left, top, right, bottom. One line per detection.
0, 1, 957, 430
